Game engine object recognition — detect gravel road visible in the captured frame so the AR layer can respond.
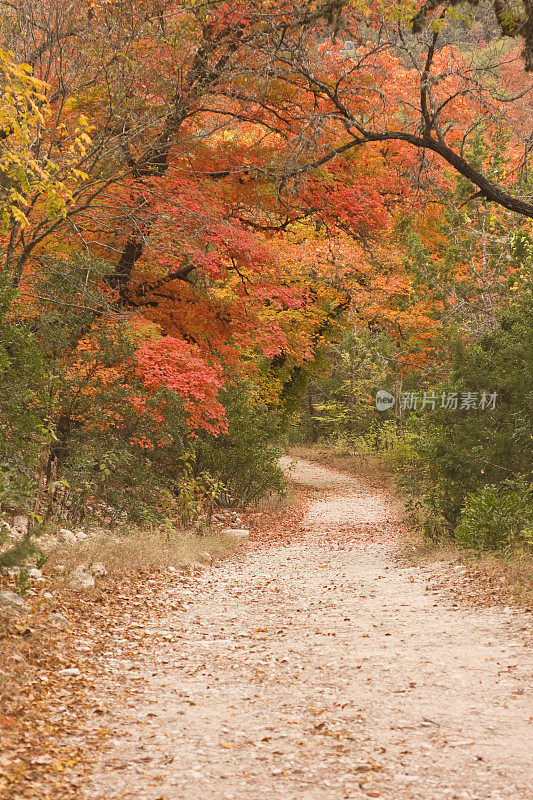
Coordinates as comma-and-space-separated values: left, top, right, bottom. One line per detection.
86, 458, 532, 800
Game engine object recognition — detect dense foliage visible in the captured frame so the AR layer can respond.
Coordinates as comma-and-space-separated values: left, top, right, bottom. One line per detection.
405, 290, 532, 539
0, 1, 532, 561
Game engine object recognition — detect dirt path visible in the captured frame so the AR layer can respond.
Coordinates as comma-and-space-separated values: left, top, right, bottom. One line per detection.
83, 458, 531, 800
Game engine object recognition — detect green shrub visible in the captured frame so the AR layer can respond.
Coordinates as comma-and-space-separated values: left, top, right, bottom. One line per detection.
194, 385, 285, 506
0, 280, 48, 515
400, 289, 532, 539
456, 482, 533, 552
0, 534, 42, 571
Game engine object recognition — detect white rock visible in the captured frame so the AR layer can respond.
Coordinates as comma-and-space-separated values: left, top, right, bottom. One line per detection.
89, 562, 107, 578
68, 565, 95, 590
28, 568, 42, 579
58, 667, 80, 677
48, 612, 70, 629
58, 528, 76, 544
12, 515, 29, 535
221, 528, 250, 539
75, 531, 88, 541
1, 520, 17, 540
212, 513, 225, 522
0, 590, 27, 614
43, 592, 54, 600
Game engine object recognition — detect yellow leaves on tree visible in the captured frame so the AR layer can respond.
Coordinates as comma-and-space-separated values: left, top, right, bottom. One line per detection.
0, 49, 91, 233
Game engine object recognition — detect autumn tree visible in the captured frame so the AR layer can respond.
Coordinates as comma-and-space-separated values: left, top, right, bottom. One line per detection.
0, 0, 531, 525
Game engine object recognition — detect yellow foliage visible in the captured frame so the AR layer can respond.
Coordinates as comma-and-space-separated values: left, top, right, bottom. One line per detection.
0, 49, 91, 232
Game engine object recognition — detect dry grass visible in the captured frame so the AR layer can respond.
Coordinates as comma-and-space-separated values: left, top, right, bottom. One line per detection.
42, 525, 241, 585
403, 535, 533, 607
396, 498, 533, 607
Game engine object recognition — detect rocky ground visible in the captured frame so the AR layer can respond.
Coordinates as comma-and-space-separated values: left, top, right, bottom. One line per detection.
1, 457, 531, 799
